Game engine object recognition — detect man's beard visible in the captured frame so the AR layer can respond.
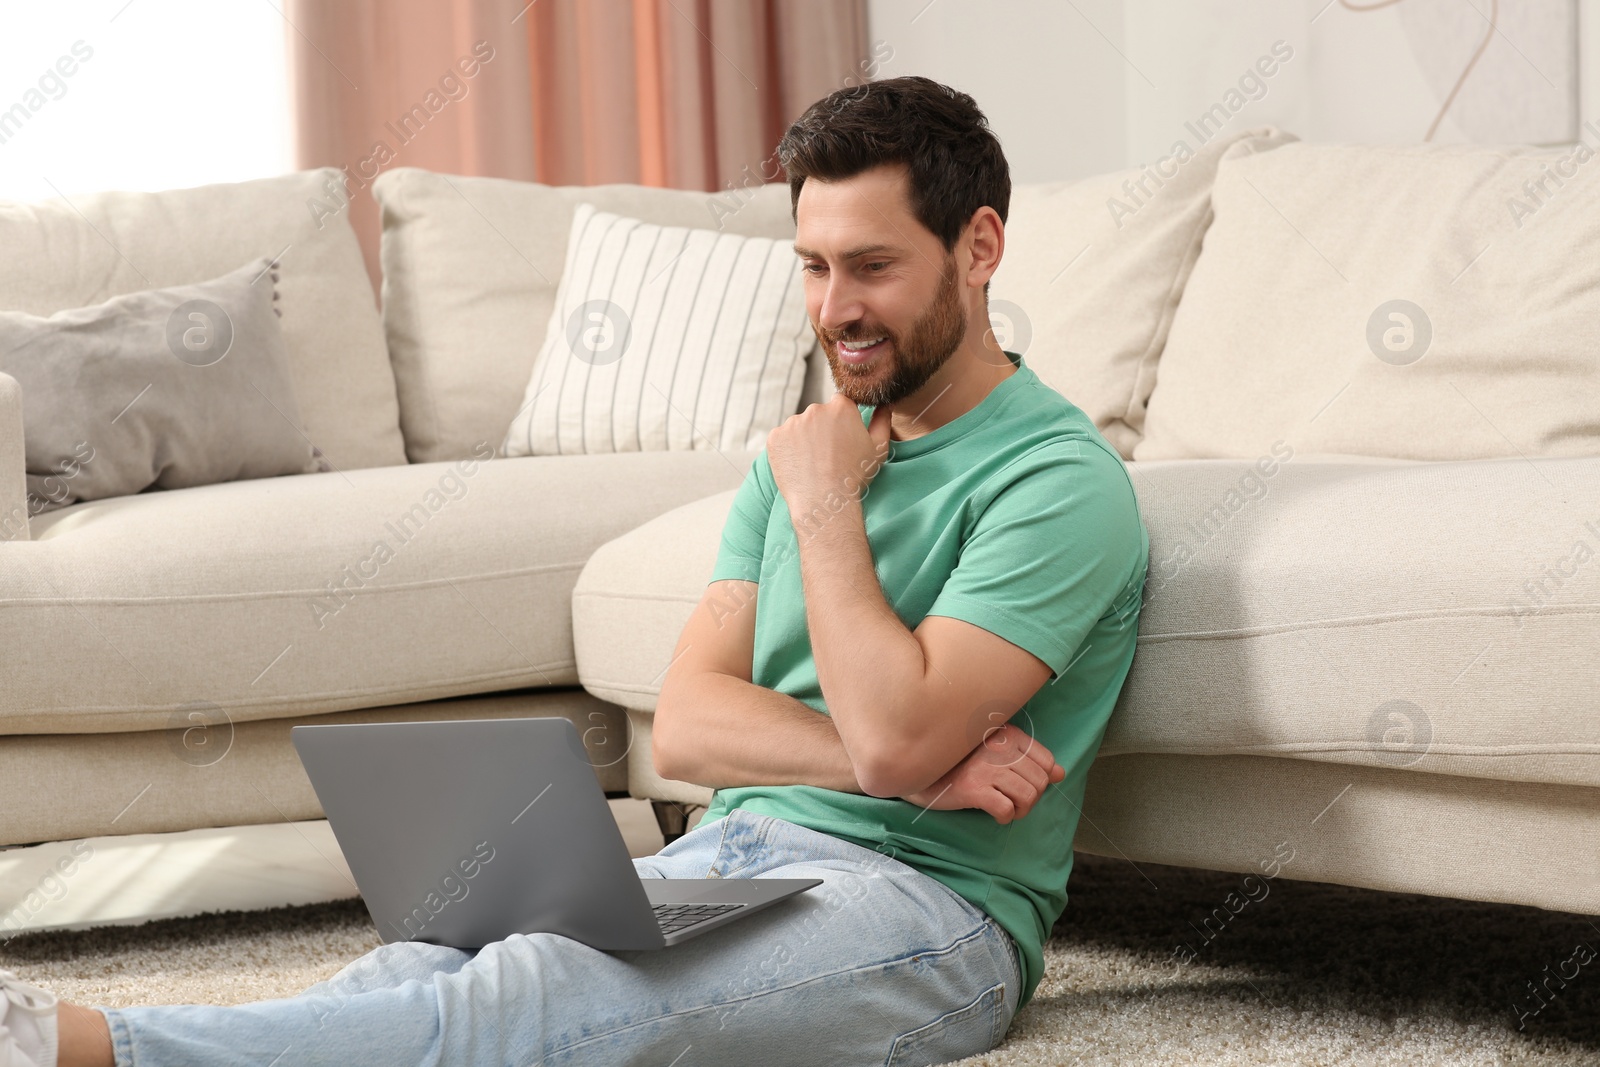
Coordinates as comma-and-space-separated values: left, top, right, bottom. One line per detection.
817, 255, 968, 408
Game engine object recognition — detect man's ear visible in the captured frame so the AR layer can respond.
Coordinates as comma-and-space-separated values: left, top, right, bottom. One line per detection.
964, 206, 1004, 291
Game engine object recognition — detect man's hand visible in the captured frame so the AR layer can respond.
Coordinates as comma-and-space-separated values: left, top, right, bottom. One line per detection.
766, 393, 893, 516
899, 723, 1065, 824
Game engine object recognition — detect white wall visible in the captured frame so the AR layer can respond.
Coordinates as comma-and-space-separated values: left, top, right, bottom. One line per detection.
1583, 0, 1600, 130
868, 0, 1592, 184
1122, 0, 1307, 167
866, 0, 1129, 182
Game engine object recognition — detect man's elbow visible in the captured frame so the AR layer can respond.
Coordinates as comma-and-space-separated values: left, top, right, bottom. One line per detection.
650, 699, 687, 781
851, 742, 940, 799
650, 730, 677, 782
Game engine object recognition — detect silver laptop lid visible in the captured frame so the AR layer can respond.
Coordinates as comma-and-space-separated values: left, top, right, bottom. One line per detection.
291, 716, 665, 950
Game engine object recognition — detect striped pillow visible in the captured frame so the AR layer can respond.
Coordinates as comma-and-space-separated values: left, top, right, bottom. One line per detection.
501, 202, 815, 457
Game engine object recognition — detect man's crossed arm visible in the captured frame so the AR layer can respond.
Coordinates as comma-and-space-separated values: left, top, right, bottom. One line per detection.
654, 394, 1065, 824
651, 577, 1064, 824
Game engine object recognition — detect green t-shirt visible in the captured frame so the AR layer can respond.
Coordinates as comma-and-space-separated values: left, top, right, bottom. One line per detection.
698, 350, 1148, 1011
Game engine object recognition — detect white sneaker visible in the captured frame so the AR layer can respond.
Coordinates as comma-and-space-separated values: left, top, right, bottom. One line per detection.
0, 970, 58, 1067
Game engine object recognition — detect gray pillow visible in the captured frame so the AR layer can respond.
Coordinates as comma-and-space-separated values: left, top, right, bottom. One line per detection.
0, 255, 322, 514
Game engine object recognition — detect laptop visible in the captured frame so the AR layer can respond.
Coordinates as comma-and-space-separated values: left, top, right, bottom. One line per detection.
290, 716, 821, 951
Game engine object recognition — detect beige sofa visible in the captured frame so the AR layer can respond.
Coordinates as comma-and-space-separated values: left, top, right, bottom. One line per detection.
5, 126, 1597, 930
0, 166, 821, 848
575, 132, 1600, 917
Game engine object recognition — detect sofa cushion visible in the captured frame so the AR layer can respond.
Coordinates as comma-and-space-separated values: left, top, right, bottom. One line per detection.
0, 373, 26, 542
988, 126, 1295, 459
501, 202, 813, 457
374, 170, 821, 465
2, 256, 318, 514
575, 491, 733, 713
0, 168, 406, 472
1136, 140, 1600, 462
0, 450, 756, 734
573, 455, 1600, 789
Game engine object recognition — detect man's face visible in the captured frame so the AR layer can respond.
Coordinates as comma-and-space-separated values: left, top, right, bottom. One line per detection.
793, 163, 969, 407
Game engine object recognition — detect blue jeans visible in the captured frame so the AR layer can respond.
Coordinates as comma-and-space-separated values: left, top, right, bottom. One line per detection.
99, 809, 1023, 1066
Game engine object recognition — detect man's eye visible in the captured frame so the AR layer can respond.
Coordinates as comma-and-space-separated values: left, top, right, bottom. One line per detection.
803, 264, 825, 275
865, 262, 887, 272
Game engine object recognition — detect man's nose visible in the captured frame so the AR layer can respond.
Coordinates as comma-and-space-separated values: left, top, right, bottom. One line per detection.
816, 273, 867, 334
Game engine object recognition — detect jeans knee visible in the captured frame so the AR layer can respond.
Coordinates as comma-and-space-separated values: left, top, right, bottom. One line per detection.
317, 940, 471, 1000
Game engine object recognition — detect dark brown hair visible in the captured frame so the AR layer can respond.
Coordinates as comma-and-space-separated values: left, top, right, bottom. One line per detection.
777, 75, 1010, 260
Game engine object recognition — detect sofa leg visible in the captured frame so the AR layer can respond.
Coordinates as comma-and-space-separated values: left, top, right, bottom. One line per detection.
651, 800, 695, 845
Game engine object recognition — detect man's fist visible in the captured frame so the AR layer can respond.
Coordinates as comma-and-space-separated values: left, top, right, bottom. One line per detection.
899, 723, 1066, 823
766, 394, 892, 517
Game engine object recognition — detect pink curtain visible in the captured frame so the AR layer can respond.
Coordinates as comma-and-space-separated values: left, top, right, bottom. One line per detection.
288, 0, 868, 296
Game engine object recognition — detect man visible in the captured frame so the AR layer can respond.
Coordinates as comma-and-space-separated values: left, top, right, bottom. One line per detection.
2, 75, 1147, 1067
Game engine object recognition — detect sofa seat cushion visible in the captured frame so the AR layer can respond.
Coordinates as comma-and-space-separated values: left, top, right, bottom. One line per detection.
2, 450, 755, 734
573, 455, 1600, 789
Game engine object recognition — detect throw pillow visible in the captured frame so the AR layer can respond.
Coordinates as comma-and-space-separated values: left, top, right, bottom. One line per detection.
1136, 139, 1600, 462
987, 126, 1297, 459
0, 167, 407, 471
0, 255, 321, 513
372, 170, 805, 464
502, 203, 813, 457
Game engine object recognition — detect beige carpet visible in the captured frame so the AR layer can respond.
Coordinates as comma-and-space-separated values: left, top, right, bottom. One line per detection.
3, 851, 1597, 1065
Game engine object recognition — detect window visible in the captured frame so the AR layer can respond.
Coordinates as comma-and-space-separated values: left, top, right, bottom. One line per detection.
0, 1, 292, 202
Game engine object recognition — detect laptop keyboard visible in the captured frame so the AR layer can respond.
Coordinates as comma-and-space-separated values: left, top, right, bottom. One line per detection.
653, 902, 745, 934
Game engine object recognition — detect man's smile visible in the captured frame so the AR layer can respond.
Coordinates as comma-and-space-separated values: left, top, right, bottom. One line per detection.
837, 337, 889, 364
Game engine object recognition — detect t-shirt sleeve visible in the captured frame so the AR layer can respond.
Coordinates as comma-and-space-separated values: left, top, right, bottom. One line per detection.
924, 440, 1146, 683
707, 451, 776, 585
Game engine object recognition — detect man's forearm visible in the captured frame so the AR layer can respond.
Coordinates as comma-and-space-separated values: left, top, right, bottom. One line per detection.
653, 670, 864, 793
789, 493, 928, 792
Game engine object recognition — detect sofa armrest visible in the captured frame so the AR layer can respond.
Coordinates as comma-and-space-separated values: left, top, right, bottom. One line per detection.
0, 372, 29, 541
